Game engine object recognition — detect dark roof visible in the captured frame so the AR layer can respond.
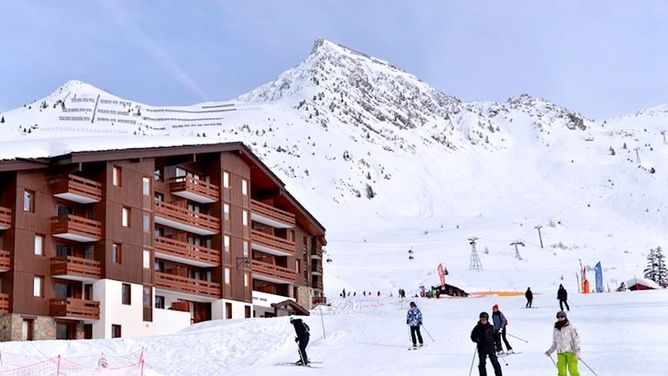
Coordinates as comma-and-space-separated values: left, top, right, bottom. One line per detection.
271, 299, 310, 316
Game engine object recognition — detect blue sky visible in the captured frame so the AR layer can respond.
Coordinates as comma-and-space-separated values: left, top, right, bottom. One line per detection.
1, 0, 667, 118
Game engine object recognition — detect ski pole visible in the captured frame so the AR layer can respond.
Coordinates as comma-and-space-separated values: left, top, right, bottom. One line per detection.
506, 332, 528, 343
498, 354, 508, 366
420, 324, 436, 342
468, 348, 477, 376
548, 354, 557, 368
579, 357, 599, 376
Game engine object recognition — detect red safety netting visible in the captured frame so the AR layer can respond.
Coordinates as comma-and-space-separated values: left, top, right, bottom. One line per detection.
0, 348, 144, 376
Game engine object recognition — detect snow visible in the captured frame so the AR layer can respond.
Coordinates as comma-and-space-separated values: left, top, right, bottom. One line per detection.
1, 290, 667, 375
1, 38, 668, 374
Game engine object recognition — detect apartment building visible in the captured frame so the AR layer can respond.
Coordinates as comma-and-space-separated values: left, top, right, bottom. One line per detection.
0, 142, 326, 341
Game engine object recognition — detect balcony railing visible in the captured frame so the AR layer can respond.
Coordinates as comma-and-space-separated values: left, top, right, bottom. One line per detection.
251, 230, 295, 256
0, 293, 8, 313
155, 272, 220, 298
52, 174, 102, 204
169, 176, 219, 204
50, 298, 100, 320
250, 200, 295, 228
312, 296, 327, 306
0, 249, 10, 272
311, 262, 323, 275
251, 260, 296, 283
310, 250, 322, 260
311, 280, 324, 290
51, 215, 102, 242
51, 256, 101, 282
155, 237, 220, 267
0, 206, 11, 230
154, 201, 219, 236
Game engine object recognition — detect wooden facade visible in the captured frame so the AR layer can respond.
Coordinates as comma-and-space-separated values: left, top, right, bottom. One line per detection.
0, 142, 326, 340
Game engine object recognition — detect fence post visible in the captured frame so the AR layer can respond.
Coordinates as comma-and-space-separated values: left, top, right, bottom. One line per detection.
57, 354, 61, 376
140, 346, 145, 376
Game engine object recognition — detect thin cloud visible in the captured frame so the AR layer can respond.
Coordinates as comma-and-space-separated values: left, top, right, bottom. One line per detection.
98, 0, 208, 101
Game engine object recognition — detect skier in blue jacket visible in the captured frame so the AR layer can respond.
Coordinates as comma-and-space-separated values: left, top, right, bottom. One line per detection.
406, 301, 424, 348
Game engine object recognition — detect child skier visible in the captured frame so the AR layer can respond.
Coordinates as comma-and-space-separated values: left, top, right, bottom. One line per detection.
406, 301, 424, 348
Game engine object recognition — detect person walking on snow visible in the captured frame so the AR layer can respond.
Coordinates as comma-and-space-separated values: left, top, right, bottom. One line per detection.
557, 284, 570, 311
545, 311, 581, 376
471, 312, 503, 376
290, 316, 310, 366
406, 301, 424, 348
491, 304, 513, 355
525, 287, 533, 308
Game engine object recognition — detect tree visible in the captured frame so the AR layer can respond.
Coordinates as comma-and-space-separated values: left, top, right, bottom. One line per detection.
644, 246, 668, 287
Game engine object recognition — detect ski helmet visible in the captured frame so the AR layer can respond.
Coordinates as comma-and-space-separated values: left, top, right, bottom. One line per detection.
289, 316, 296, 323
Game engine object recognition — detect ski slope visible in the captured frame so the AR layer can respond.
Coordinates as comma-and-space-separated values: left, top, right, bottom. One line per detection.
1, 289, 666, 375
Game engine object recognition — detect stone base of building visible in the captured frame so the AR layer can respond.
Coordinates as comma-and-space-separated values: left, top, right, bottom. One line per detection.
0, 313, 84, 341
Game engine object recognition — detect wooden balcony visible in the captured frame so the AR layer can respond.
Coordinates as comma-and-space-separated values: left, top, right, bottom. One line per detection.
171, 301, 190, 312
169, 176, 219, 204
51, 256, 101, 282
311, 280, 324, 290
251, 230, 295, 256
311, 262, 323, 275
250, 199, 295, 229
0, 249, 10, 272
53, 174, 102, 204
155, 236, 220, 267
312, 296, 327, 306
154, 201, 219, 236
51, 215, 102, 242
50, 298, 100, 321
0, 206, 10, 230
310, 250, 322, 260
251, 259, 296, 284
155, 272, 220, 299
0, 293, 8, 313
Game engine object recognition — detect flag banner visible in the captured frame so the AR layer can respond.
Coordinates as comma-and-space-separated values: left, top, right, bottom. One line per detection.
595, 261, 603, 293
437, 263, 445, 287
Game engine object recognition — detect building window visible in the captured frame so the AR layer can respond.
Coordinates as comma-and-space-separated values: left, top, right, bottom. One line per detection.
143, 212, 151, 233
111, 324, 121, 338
33, 276, 44, 297
245, 306, 251, 318
154, 167, 163, 182
122, 283, 131, 305
242, 210, 248, 226
23, 190, 34, 212
175, 167, 186, 177
143, 250, 150, 269
224, 268, 230, 285
154, 192, 164, 202
241, 179, 248, 195
243, 241, 248, 257
142, 177, 151, 196
224, 235, 230, 253
34, 235, 44, 256
155, 295, 165, 309
223, 204, 230, 220
112, 166, 122, 186
122, 207, 130, 227
223, 171, 230, 188
244, 272, 249, 287
112, 244, 122, 264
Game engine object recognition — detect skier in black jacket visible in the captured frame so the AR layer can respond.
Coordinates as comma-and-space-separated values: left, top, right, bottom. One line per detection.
470, 312, 503, 376
525, 287, 533, 308
557, 284, 570, 311
290, 316, 310, 366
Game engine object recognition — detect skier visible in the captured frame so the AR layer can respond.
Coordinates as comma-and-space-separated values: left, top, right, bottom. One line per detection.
406, 301, 424, 348
471, 312, 503, 376
290, 316, 310, 366
491, 304, 513, 355
557, 284, 570, 311
525, 287, 533, 308
545, 311, 581, 376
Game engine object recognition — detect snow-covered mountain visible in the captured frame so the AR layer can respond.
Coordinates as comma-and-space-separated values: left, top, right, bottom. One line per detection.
1, 39, 667, 295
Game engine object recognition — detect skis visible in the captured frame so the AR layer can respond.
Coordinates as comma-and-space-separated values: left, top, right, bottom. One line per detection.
408, 345, 424, 350
274, 361, 322, 368
498, 351, 521, 357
